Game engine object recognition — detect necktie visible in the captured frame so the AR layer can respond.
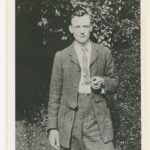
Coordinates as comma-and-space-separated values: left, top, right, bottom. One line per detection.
81, 48, 90, 85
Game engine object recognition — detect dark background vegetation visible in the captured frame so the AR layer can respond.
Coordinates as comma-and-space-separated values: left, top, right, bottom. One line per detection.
16, 0, 140, 150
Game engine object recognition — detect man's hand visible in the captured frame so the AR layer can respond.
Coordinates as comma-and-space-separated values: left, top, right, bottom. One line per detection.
90, 76, 104, 90
49, 129, 60, 150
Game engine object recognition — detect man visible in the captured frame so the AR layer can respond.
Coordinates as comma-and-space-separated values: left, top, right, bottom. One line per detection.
47, 5, 119, 150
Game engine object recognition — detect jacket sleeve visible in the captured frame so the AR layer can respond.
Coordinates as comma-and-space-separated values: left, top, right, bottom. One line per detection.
47, 52, 62, 132
103, 49, 119, 95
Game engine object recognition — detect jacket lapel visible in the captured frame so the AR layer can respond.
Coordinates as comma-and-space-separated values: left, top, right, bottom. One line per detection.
90, 42, 99, 67
68, 42, 81, 69
68, 42, 99, 69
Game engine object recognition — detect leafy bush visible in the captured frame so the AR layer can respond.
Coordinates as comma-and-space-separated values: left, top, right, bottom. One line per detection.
113, 45, 141, 150
16, 107, 50, 150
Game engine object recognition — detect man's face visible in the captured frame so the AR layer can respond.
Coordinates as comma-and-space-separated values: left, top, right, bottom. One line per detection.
69, 14, 92, 45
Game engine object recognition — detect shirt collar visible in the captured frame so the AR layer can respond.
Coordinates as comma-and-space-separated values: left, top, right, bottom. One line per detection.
74, 41, 91, 52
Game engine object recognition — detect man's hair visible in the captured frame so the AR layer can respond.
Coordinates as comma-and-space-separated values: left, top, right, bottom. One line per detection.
70, 4, 92, 22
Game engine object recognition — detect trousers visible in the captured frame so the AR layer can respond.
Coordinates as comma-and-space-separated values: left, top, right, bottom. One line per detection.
60, 93, 115, 150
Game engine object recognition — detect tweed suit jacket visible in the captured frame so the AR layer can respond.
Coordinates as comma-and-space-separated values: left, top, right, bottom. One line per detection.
47, 42, 119, 148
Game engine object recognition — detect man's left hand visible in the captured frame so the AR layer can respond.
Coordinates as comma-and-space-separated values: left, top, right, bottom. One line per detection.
90, 76, 104, 90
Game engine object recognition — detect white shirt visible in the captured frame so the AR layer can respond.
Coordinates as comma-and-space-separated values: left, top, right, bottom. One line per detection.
74, 41, 91, 93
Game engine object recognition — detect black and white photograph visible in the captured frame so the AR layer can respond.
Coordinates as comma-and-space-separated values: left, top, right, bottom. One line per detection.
15, 0, 142, 150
